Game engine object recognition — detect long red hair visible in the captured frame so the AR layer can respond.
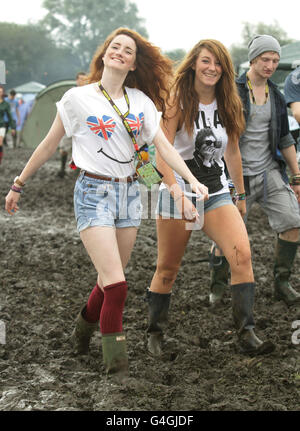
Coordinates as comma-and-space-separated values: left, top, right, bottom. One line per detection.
88, 27, 173, 118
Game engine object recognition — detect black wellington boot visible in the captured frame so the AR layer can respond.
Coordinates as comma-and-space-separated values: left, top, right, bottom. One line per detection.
209, 247, 229, 307
145, 289, 171, 356
274, 238, 300, 306
231, 283, 275, 355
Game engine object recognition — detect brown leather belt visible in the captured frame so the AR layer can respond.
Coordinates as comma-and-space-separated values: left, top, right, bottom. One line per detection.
83, 171, 138, 183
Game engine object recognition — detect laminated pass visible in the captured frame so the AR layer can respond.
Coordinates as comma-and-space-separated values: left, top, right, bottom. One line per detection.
136, 161, 163, 189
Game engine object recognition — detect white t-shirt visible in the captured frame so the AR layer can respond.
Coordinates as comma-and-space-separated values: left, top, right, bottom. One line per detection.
161, 100, 229, 196
56, 83, 161, 177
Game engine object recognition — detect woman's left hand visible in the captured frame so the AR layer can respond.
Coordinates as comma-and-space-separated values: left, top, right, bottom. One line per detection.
189, 181, 209, 201
236, 199, 246, 217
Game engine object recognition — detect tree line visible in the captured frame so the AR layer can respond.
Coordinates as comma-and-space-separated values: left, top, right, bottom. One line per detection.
0, 0, 297, 89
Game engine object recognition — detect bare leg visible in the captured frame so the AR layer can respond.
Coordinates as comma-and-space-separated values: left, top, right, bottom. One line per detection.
95, 227, 138, 290
150, 217, 192, 294
203, 204, 274, 354
80, 226, 138, 286
146, 217, 192, 355
203, 204, 253, 284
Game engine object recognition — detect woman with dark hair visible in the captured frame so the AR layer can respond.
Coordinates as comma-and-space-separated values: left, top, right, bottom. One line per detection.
5, 28, 208, 375
146, 39, 275, 357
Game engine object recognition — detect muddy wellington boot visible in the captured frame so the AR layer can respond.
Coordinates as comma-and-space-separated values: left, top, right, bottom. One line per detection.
208, 247, 229, 307
145, 289, 171, 356
273, 238, 300, 306
102, 333, 128, 375
69, 305, 99, 354
231, 283, 275, 355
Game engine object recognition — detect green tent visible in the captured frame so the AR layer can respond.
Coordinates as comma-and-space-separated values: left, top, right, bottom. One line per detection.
238, 41, 300, 89
14, 81, 46, 94
21, 79, 76, 148
278, 41, 300, 70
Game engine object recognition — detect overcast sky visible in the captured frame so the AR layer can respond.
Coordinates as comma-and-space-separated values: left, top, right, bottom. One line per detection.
1, 0, 299, 51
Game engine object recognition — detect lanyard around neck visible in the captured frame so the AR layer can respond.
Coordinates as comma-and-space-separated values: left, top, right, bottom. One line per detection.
99, 81, 130, 117
246, 74, 269, 105
98, 81, 142, 161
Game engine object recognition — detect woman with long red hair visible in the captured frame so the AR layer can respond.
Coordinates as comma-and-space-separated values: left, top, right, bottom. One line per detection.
5, 28, 208, 376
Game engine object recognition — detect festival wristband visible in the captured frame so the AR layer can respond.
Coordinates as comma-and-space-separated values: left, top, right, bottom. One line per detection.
14, 176, 25, 188
289, 174, 300, 186
11, 185, 22, 193
234, 192, 246, 201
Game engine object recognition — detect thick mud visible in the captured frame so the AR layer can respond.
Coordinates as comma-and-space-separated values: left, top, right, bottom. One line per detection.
0, 147, 300, 411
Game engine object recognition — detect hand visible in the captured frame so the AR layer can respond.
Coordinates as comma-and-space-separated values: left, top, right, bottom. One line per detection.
291, 184, 300, 203
175, 195, 198, 221
189, 181, 209, 202
11, 129, 16, 136
235, 199, 247, 217
5, 190, 21, 215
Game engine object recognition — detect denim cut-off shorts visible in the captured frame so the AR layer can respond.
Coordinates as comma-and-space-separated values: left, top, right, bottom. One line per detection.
74, 172, 142, 232
156, 188, 233, 219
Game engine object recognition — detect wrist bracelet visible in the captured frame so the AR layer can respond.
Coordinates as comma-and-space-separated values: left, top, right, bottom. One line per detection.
290, 178, 300, 186
11, 185, 22, 193
14, 176, 25, 187
290, 174, 300, 186
234, 192, 246, 201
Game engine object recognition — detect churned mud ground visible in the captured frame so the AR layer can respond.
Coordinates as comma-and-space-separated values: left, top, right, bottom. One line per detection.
0, 147, 300, 411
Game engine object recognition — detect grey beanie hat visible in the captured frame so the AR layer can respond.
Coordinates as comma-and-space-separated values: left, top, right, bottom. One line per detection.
248, 34, 281, 62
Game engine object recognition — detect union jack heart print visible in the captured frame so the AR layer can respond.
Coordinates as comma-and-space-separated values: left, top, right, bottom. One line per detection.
86, 116, 116, 140
126, 113, 144, 136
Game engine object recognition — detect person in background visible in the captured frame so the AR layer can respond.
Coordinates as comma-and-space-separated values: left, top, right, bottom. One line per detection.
209, 35, 300, 309
145, 39, 275, 358
284, 66, 300, 155
16, 98, 33, 147
5, 89, 20, 149
0, 85, 16, 164
5, 28, 208, 376
57, 71, 88, 177
284, 65, 300, 125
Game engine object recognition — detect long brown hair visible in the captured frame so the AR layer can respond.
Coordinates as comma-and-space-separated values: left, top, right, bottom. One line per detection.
171, 39, 245, 140
88, 27, 173, 118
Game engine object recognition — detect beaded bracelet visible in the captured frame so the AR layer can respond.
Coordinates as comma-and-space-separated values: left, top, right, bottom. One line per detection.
290, 174, 300, 186
234, 192, 246, 201
11, 185, 22, 193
